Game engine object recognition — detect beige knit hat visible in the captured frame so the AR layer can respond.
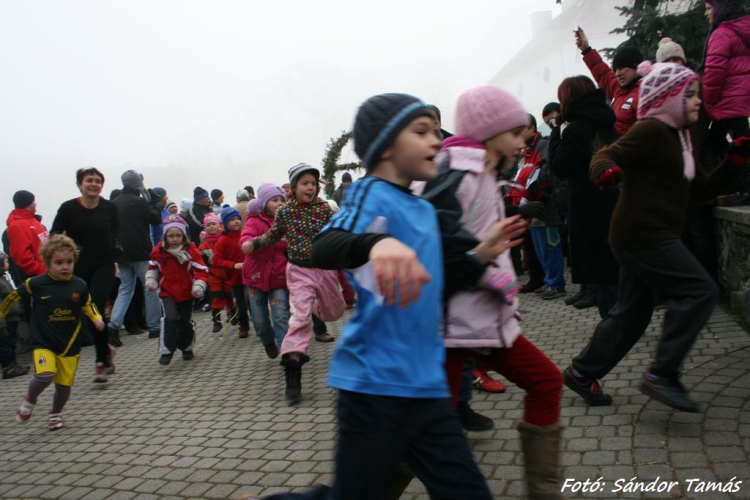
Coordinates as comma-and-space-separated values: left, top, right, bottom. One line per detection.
656, 37, 686, 64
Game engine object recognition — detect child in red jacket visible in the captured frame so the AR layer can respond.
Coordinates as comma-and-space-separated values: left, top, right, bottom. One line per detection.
213, 207, 250, 339
240, 184, 290, 359
145, 215, 208, 365
198, 213, 235, 332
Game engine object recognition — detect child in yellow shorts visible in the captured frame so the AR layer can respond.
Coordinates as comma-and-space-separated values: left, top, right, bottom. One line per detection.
0, 234, 104, 431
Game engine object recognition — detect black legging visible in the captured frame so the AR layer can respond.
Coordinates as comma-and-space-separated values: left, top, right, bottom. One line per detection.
76, 262, 116, 365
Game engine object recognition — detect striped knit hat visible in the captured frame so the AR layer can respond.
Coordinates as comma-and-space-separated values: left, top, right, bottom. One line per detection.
637, 61, 699, 179
288, 163, 319, 185
353, 93, 436, 169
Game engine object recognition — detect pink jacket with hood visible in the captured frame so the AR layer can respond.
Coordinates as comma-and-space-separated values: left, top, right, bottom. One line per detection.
703, 15, 750, 121
415, 137, 522, 349
240, 202, 288, 291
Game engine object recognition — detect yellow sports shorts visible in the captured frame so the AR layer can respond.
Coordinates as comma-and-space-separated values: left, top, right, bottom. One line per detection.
33, 349, 80, 387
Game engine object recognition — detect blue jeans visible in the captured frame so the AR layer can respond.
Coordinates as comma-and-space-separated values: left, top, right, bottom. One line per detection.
245, 286, 290, 347
530, 226, 566, 290
109, 261, 161, 332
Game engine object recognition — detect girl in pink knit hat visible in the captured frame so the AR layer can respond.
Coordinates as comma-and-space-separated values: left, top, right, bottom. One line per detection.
565, 62, 749, 415
416, 84, 564, 500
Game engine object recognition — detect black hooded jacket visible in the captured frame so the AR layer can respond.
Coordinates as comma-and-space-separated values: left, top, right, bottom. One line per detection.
549, 89, 620, 284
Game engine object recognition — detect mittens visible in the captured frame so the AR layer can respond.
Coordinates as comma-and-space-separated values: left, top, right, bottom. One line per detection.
192, 280, 207, 299
484, 270, 520, 305
726, 137, 750, 167
594, 166, 622, 188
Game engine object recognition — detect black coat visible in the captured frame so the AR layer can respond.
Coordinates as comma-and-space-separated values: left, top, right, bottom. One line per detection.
550, 89, 619, 285
180, 203, 212, 245
112, 188, 162, 263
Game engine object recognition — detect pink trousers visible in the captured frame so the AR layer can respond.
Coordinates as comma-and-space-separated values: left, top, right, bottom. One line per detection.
281, 264, 346, 356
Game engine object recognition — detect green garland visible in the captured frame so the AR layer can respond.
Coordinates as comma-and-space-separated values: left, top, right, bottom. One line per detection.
321, 131, 363, 197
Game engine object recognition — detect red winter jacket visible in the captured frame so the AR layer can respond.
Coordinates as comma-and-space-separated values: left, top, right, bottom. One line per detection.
148, 243, 208, 303
703, 15, 750, 121
583, 48, 641, 137
240, 211, 288, 291
213, 230, 244, 287
6, 209, 49, 277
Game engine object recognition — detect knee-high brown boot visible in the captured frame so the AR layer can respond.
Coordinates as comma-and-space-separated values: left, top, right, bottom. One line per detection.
518, 421, 564, 499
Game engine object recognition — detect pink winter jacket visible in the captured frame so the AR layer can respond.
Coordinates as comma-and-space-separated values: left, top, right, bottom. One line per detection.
415, 142, 522, 349
703, 15, 750, 121
240, 210, 288, 291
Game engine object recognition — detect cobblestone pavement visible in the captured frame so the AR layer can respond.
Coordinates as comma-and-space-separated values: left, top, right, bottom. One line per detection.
1, 283, 749, 500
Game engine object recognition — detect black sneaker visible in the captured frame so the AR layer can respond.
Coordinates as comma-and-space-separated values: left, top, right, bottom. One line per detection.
563, 366, 612, 406
565, 286, 587, 305
519, 281, 544, 294
2, 363, 30, 380
540, 287, 566, 300
638, 373, 700, 412
182, 351, 194, 361
159, 353, 173, 365
107, 326, 123, 347
456, 401, 494, 432
574, 288, 597, 309
148, 330, 160, 339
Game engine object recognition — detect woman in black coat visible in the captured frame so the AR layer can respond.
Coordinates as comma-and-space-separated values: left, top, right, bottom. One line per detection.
550, 76, 619, 318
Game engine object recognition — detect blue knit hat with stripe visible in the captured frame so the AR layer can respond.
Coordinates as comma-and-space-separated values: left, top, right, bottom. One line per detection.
353, 93, 436, 170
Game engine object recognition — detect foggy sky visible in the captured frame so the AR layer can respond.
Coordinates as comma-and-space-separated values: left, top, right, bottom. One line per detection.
0, 0, 563, 221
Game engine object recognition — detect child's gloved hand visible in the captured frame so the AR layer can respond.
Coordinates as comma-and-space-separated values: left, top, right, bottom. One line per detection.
192, 281, 207, 299
727, 137, 750, 167
145, 278, 159, 292
484, 271, 520, 305
595, 166, 622, 188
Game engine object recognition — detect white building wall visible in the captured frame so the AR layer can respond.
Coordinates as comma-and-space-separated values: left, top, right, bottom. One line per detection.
488, 0, 630, 127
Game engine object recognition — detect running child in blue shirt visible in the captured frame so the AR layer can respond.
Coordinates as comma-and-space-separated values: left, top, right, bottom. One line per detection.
257, 94, 524, 500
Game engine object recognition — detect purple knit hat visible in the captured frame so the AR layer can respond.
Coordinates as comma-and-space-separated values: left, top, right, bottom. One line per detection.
163, 214, 188, 240
454, 86, 529, 142
257, 183, 286, 212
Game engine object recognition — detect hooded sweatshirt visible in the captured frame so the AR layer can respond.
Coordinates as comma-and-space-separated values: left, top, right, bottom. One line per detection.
6, 209, 48, 277
703, 15, 750, 121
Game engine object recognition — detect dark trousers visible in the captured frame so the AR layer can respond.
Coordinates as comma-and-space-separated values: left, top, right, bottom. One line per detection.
523, 232, 544, 286
265, 391, 491, 500
76, 262, 116, 364
573, 237, 718, 380
162, 298, 194, 353
682, 204, 718, 282
231, 285, 250, 329
596, 282, 619, 319
0, 321, 19, 367
446, 337, 562, 428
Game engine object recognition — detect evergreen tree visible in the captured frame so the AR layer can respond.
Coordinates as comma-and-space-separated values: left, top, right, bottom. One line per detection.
607, 0, 750, 67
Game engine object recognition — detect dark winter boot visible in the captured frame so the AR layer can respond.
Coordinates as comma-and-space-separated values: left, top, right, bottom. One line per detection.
107, 326, 123, 347
518, 421, 564, 500
211, 310, 222, 333
281, 355, 309, 402
574, 286, 597, 309
564, 284, 587, 306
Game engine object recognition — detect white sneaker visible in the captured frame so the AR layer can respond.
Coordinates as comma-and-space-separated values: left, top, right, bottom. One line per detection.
16, 397, 35, 423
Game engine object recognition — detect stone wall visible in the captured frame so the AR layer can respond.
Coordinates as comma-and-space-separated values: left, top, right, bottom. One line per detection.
715, 206, 750, 297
